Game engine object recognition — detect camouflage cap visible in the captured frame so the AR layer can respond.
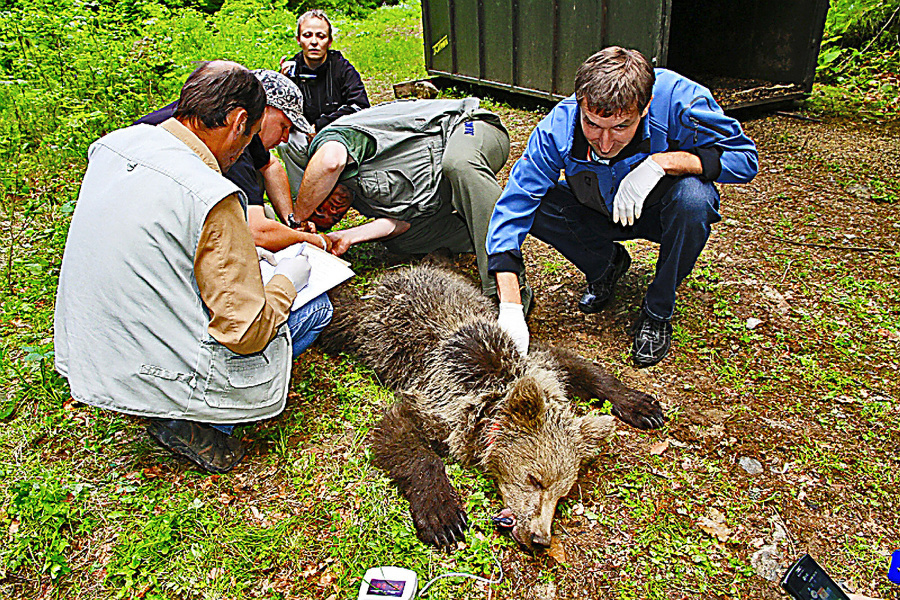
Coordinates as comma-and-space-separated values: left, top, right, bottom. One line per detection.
252, 69, 314, 134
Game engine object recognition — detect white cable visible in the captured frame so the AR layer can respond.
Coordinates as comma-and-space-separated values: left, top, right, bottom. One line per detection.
417, 555, 503, 597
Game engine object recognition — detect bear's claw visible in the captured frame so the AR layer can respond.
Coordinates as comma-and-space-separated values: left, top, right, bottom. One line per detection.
611, 391, 667, 430
410, 490, 468, 549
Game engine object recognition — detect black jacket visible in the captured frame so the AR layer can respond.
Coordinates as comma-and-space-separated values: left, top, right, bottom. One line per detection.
286, 49, 370, 131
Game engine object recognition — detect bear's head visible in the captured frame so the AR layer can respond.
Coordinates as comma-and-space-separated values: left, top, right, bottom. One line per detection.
482, 374, 615, 549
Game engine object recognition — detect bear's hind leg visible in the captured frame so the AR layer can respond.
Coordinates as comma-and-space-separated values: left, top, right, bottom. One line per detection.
546, 346, 667, 430
370, 393, 468, 549
316, 283, 363, 355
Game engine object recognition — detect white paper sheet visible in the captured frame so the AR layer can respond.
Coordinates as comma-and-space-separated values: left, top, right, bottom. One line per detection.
259, 242, 354, 310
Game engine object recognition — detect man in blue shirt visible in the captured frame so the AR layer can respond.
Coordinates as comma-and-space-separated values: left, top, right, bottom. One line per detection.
487, 46, 758, 367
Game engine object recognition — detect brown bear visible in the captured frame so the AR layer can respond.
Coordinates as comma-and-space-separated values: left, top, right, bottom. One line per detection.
320, 264, 665, 549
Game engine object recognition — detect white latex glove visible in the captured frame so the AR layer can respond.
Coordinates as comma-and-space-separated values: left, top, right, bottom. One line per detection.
613, 156, 666, 226
273, 254, 311, 294
498, 302, 529, 355
256, 247, 277, 266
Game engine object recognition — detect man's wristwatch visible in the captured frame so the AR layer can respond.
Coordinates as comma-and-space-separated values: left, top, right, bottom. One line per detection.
287, 213, 303, 229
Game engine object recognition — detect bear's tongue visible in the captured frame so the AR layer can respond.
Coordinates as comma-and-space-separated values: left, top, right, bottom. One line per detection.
492, 507, 516, 529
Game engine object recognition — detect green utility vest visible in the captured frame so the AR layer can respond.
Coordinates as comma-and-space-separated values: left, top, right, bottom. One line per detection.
325, 98, 504, 222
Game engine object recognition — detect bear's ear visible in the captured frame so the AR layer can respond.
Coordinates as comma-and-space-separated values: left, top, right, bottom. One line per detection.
502, 376, 546, 428
578, 414, 615, 457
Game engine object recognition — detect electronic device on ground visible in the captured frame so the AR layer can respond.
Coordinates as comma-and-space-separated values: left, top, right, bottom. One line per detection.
358, 566, 418, 600
781, 554, 851, 600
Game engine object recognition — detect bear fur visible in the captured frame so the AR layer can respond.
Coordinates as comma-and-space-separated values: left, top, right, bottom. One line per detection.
320, 264, 665, 549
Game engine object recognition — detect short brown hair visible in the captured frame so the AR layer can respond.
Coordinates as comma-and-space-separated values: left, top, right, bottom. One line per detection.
174, 61, 266, 134
296, 9, 332, 41
575, 47, 655, 116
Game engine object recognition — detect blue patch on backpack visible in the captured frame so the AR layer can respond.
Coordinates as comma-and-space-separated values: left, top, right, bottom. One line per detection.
464, 122, 475, 136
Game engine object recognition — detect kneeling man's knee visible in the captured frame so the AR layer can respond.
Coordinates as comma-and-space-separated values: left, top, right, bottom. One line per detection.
669, 176, 720, 224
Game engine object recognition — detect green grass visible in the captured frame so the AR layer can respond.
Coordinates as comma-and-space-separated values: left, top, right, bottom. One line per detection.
806, 0, 900, 121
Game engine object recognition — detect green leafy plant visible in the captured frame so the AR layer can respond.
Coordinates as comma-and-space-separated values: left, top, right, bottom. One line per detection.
2, 477, 94, 579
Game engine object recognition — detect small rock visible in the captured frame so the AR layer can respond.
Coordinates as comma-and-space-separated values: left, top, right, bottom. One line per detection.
746, 317, 762, 330
724, 218, 740, 226
751, 545, 783, 582
739, 457, 764, 475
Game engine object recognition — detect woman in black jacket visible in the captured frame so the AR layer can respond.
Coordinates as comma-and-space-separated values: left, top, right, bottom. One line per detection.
280, 9, 370, 133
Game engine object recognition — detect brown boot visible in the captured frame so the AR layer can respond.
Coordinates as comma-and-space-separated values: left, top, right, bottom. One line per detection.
147, 419, 246, 473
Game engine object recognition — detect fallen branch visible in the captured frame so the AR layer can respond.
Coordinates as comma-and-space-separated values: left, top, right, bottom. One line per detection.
732, 83, 799, 96
768, 234, 892, 253
775, 111, 823, 123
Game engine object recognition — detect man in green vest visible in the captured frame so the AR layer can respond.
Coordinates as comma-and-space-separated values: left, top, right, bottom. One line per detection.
286, 98, 529, 306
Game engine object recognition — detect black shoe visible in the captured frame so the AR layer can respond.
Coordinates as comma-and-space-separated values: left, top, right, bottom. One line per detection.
147, 419, 246, 473
578, 243, 632, 314
631, 309, 673, 368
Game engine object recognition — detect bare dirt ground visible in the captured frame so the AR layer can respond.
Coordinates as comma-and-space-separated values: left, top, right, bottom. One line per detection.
330, 93, 900, 598
473, 110, 900, 598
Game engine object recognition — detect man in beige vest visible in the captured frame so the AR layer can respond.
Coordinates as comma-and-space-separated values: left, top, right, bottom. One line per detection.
55, 61, 331, 473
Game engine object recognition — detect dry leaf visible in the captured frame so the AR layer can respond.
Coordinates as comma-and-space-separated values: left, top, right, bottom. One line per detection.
650, 439, 670, 455
142, 466, 164, 479
300, 564, 318, 579
697, 508, 733, 542
548, 536, 567, 564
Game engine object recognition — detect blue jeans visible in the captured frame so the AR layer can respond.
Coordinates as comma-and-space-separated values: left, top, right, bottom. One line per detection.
286, 292, 333, 357
529, 176, 720, 321
212, 293, 333, 434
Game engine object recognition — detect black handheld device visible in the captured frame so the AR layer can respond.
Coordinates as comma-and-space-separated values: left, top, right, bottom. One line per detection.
781, 554, 851, 600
